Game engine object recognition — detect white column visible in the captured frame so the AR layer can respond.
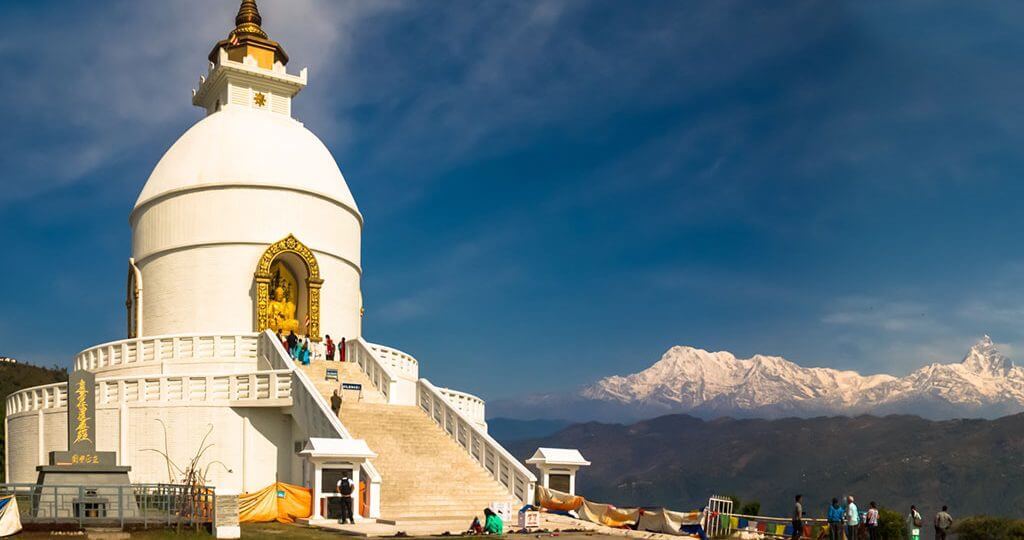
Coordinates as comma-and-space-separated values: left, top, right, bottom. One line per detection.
119, 403, 130, 466
311, 462, 324, 519
36, 409, 45, 466
241, 416, 250, 492
367, 473, 381, 519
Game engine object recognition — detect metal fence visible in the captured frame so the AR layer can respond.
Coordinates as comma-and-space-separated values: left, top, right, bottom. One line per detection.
707, 494, 735, 537
0, 483, 215, 529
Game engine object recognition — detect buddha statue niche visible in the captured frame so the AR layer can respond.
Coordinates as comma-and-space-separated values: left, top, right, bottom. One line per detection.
268, 286, 300, 333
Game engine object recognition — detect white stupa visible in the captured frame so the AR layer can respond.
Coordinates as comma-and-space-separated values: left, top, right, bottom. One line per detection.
5, 0, 534, 524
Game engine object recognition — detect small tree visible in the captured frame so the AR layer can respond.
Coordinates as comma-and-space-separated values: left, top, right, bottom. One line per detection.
739, 501, 761, 516
724, 495, 742, 516
954, 516, 1024, 540
878, 508, 906, 540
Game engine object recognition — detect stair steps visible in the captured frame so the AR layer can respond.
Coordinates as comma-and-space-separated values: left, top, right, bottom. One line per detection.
297, 360, 516, 522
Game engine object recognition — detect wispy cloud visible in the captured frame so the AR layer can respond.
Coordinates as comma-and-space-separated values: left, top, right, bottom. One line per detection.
823, 297, 935, 333
0, 0, 397, 207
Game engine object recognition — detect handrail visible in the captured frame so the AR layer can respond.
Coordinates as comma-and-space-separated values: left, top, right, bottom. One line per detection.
437, 387, 487, 428
418, 378, 535, 504
257, 331, 354, 439
364, 342, 419, 380
5, 369, 292, 416
256, 331, 384, 496
75, 333, 258, 372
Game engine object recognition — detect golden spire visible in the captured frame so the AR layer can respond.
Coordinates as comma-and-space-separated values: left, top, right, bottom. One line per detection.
232, 0, 268, 39
209, 0, 289, 67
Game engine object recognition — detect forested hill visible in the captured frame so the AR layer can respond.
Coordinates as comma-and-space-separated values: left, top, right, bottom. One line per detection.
0, 362, 68, 481
501, 413, 1024, 519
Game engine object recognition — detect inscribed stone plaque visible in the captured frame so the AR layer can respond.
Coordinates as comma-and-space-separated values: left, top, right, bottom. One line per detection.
49, 369, 116, 467
215, 494, 241, 539
68, 370, 97, 455
215, 494, 240, 528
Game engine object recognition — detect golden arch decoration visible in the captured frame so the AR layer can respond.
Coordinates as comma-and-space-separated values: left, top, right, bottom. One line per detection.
255, 234, 323, 341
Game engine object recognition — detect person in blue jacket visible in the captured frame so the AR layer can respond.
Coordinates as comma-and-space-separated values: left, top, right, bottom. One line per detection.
827, 498, 844, 540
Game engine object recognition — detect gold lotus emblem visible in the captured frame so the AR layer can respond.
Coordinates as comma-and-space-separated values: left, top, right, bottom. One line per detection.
254, 92, 267, 107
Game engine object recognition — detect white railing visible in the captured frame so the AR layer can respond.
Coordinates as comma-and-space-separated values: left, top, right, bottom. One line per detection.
5, 370, 292, 416
346, 339, 397, 403
345, 339, 418, 405
75, 333, 258, 372
256, 331, 383, 518
418, 379, 535, 504
364, 342, 419, 380
437, 387, 487, 429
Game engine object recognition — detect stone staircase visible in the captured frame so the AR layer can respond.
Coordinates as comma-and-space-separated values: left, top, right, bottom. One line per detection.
300, 359, 387, 405
297, 360, 516, 523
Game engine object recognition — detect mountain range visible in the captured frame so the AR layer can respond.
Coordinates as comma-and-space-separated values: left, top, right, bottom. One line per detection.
502, 412, 1024, 518
490, 336, 1024, 421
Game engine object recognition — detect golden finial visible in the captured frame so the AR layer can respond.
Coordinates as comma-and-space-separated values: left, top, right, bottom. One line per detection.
232, 0, 268, 39
209, 0, 289, 67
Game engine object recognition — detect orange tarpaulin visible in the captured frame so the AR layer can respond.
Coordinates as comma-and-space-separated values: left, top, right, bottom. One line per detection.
536, 485, 584, 512
239, 482, 312, 524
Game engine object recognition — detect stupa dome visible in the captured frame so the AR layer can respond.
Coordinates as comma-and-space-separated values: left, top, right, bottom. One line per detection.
133, 107, 359, 217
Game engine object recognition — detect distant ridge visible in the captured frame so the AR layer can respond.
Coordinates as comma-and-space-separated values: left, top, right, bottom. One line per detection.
491, 336, 1024, 421
501, 412, 1024, 518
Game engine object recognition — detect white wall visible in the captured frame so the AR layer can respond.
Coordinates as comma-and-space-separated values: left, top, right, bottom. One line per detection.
6, 404, 296, 493
131, 185, 363, 342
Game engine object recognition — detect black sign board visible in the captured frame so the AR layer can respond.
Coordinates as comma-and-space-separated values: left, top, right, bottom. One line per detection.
341, 382, 362, 391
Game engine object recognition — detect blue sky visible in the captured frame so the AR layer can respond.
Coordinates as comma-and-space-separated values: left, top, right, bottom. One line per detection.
3, 1, 1024, 399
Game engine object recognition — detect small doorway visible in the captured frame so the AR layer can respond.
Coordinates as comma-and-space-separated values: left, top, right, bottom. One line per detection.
549, 473, 571, 493
321, 467, 352, 520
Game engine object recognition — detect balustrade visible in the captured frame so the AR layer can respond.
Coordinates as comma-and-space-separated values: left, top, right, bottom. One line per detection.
5, 370, 292, 416
74, 334, 258, 372
417, 379, 535, 504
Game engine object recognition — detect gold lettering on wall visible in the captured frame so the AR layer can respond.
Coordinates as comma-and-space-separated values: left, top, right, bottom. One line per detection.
74, 378, 92, 444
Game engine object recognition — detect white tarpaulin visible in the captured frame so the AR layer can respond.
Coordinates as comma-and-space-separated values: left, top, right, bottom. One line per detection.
0, 496, 22, 537
636, 508, 703, 536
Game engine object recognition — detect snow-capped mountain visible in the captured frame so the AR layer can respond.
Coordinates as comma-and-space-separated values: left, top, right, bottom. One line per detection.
578, 335, 1024, 419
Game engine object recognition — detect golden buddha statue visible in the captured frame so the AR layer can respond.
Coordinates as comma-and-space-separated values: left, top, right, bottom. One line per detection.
268, 286, 300, 333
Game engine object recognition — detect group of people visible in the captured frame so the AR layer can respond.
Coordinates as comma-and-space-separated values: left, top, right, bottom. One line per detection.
277, 330, 346, 366
791, 495, 953, 540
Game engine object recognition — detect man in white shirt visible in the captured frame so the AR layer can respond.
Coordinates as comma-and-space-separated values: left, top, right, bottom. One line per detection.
844, 496, 859, 540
